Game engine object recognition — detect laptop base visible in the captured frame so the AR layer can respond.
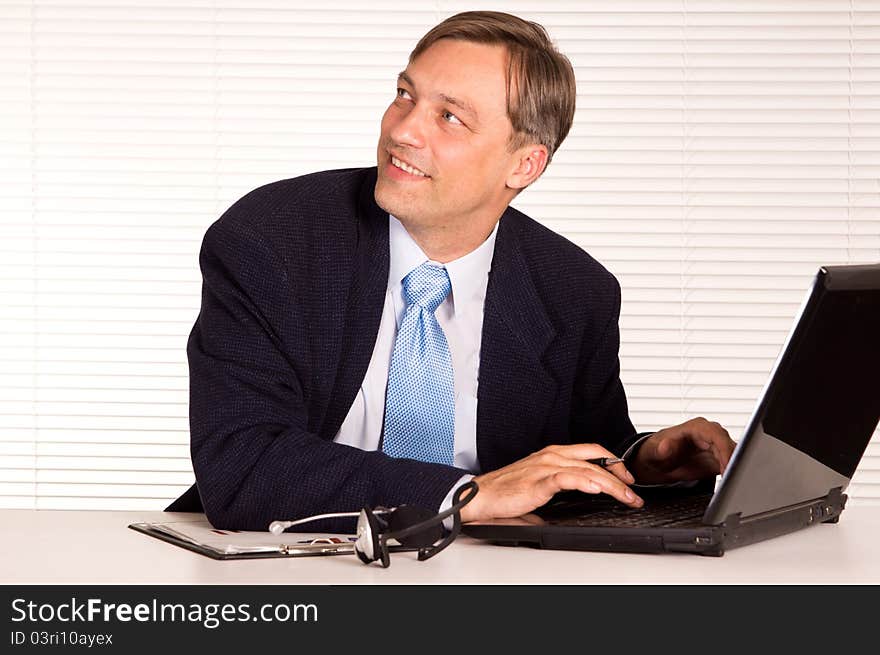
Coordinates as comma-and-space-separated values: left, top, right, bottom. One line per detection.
462, 489, 847, 557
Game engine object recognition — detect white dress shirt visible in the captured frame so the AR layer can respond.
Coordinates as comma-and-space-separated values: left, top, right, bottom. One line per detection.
334, 214, 498, 476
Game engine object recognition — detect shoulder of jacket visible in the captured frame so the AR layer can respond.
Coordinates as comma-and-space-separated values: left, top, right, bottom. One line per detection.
503, 204, 619, 291
214, 167, 369, 233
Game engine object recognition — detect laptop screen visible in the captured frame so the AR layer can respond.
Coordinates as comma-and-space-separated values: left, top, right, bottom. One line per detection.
704, 264, 880, 523
762, 285, 880, 478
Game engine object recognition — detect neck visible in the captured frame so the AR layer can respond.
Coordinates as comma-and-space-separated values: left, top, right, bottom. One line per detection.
403, 221, 496, 263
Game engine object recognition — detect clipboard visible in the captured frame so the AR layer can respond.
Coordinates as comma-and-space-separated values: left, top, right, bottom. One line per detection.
128, 518, 394, 560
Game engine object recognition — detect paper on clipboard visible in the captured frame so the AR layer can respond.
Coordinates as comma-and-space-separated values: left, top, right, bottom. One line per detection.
128, 518, 359, 559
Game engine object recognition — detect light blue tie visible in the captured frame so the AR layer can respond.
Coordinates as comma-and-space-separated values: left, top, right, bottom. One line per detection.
382, 262, 455, 465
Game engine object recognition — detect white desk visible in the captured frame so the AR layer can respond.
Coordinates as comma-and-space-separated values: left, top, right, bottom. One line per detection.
2, 504, 879, 585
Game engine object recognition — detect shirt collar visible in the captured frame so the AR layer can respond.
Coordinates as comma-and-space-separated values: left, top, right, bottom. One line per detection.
388, 214, 499, 315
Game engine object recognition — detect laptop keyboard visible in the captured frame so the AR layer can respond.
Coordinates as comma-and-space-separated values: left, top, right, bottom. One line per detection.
537, 491, 714, 529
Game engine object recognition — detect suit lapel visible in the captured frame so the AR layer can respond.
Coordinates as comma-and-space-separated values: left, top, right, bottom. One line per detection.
319, 171, 389, 440
477, 210, 558, 471
320, 186, 560, 467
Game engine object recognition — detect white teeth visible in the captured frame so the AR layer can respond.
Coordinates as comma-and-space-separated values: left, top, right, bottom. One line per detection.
391, 156, 426, 177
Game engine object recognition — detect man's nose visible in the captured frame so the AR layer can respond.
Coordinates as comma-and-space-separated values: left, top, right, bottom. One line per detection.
389, 104, 427, 149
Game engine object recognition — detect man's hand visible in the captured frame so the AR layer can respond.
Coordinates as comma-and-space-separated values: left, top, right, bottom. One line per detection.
460, 443, 643, 523
628, 417, 736, 485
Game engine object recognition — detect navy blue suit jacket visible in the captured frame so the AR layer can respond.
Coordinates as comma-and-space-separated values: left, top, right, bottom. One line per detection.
167, 167, 639, 531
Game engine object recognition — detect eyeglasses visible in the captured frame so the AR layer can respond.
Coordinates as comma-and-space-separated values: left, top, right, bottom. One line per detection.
268, 480, 479, 568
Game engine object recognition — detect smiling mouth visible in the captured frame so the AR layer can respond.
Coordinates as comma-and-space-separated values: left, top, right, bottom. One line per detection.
390, 154, 429, 178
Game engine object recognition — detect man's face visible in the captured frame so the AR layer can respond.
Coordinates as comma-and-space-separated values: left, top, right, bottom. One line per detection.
374, 38, 520, 235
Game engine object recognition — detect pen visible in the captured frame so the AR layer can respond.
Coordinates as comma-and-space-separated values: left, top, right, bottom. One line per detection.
586, 457, 625, 467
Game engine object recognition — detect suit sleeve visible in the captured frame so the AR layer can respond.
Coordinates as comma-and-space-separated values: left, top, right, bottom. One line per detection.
187, 216, 466, 531
568, 274, 643, 456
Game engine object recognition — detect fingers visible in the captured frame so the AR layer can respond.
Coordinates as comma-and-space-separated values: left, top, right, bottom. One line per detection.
538, 443, 623, 461
652, 417, 736, 475
713, 424, 736, 472
528, 445, 645, 506
606, 460, 636, 485
533, 444, 636, 485
691, 418, 736, 473
539, 468, 643, 508
463, 446, 645, 522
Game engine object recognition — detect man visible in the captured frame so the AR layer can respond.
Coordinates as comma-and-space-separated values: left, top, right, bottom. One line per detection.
168, 11, 735, 531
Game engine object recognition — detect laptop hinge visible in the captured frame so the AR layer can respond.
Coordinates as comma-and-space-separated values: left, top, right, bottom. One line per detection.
721, 486, 845, 527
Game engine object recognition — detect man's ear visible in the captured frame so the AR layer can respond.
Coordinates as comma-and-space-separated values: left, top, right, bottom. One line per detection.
506, 144, 549, 191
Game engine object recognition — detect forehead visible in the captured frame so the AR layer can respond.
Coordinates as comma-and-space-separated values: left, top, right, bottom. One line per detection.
405, 39, 510, 117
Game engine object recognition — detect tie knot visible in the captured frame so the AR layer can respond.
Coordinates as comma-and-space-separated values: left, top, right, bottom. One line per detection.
402, 262, 451, 313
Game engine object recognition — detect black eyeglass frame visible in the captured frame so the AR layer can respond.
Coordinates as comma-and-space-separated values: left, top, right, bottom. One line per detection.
372, 479, 479, 568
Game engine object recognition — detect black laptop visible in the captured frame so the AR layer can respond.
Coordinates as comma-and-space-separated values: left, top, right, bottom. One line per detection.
463, 263, 880, 556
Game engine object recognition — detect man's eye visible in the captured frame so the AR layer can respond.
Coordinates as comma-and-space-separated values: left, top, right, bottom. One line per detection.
442, 110, 462, 125
396, 88, 412, 100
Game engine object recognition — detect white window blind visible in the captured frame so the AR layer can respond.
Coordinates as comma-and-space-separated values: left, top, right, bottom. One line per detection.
1, 0, 878, 510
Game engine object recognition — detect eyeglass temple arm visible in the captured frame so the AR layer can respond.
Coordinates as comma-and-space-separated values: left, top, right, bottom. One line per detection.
269, 509, 393, 535
415, 480, 479, 561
